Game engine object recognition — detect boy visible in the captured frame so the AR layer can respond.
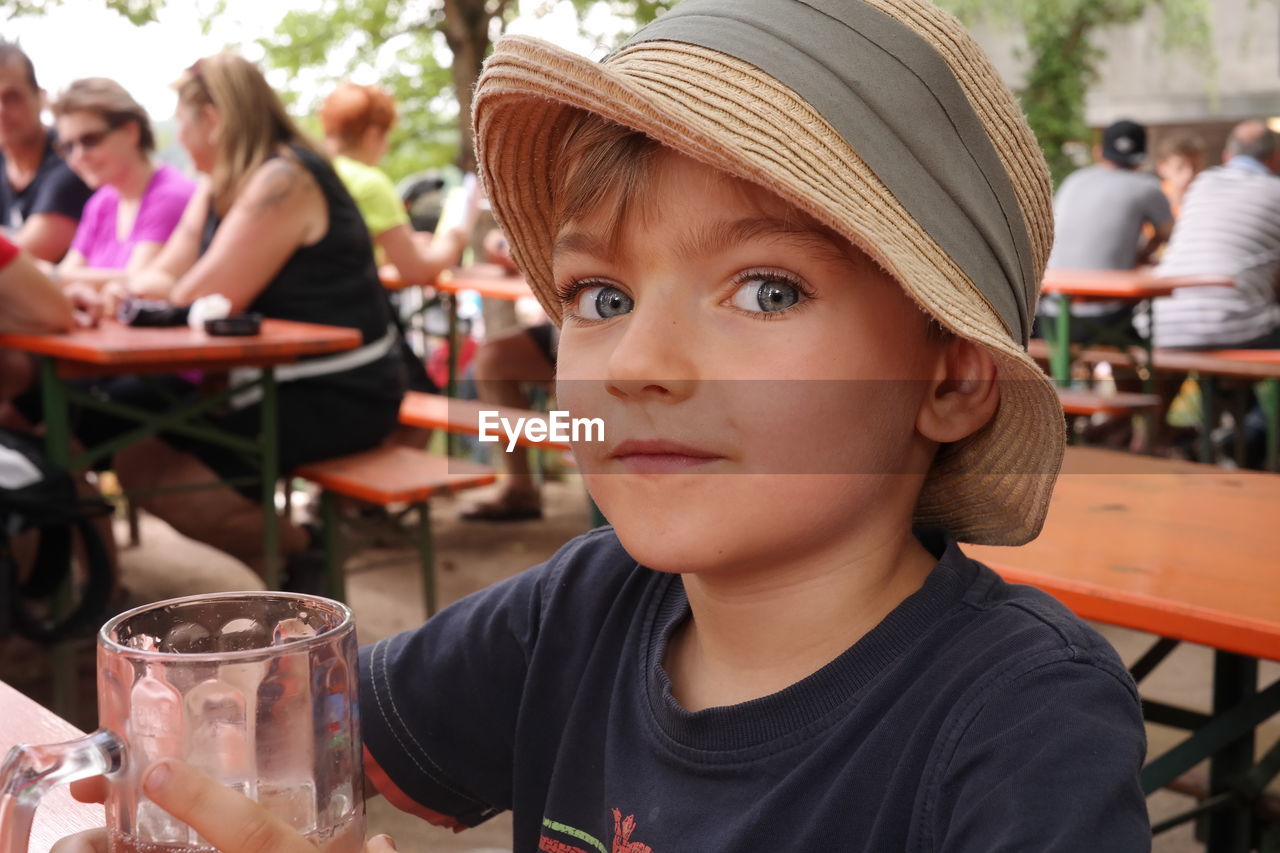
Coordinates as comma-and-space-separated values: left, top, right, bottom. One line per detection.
67, 1, 1149, 850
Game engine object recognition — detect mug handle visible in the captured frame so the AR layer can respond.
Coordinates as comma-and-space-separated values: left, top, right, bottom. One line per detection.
0, 728, 123, 852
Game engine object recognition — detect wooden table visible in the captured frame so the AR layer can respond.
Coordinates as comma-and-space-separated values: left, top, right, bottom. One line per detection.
0, 680, 104, 852
0, 319, 360, 711
966, 447, 1280, 851
1040, 269, 1231, 386
430, 265, 533, 399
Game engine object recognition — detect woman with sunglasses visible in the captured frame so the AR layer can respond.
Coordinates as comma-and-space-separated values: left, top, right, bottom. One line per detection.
50, 78, 195, 287
98, 53, 404, 586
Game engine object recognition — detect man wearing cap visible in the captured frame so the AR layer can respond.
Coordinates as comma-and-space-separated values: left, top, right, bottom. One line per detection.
1038, 119, 1174, 344
0, 39, 92, 262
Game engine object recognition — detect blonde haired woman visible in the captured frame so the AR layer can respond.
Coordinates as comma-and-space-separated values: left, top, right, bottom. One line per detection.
110, 54, 404, 584
51, 78, 195, 285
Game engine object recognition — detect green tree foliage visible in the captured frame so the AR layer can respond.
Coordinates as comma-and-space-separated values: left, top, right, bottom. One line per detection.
936, 0, 1212, 185
1, 0, 164, 25
263, 0, 514, 176
264, 0, 684, 179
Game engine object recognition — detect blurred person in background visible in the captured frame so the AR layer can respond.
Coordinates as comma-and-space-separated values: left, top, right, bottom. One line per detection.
50, 78, 195, 287
1154, 134, 1207, 222
0, 39, 92, 262
462, 228, 556, 521
1140, 120, 1280, 466
1037, 119, 1173, 346
319, 82, 468, 285
0, 234, 100, 402
99, 54, 405, 585
1145, 120, 1280, 349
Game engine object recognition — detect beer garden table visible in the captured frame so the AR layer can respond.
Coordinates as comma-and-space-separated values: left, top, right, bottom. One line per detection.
966, 447, 1280, 852
0, 319, 360, 712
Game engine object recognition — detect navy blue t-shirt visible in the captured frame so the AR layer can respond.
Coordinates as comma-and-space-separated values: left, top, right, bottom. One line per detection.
360, 528, 1149, 852
0, 131, 92, 232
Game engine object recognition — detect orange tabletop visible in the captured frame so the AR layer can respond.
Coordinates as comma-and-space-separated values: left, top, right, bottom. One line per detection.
1199, 349, 1280, 365
434, 264, 533, 302
399, 392, 572, 450
0, 318, 361, 379
965, 447, 1280, 661
1042, 269, 1231, 301
0, 680, 104, 850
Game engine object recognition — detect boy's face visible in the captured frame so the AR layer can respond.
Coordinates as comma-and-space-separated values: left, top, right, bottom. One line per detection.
553, 150, 946, 577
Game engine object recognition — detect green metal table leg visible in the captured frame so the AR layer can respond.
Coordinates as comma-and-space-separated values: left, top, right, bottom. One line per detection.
260, 368, 281, 589
1204, 652, 1257, 853
320, 490, 345, 602
1258, 377, 1279, 473
446, 292, 459, 399
1050, 298, 1072, 387
445, 292, 460, 457
1199, 375, 1218, 465
1140, 299, 1157, 395
39, 358, 77, 717
417, 501, 436, 617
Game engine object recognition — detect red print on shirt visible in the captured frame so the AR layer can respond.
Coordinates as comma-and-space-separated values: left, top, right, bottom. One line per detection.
538, 809, 653, 853
611, 808, 653, 853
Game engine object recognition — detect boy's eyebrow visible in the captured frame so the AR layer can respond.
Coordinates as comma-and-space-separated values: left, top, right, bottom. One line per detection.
553, 217, 855, 267
674, 217, 852, 265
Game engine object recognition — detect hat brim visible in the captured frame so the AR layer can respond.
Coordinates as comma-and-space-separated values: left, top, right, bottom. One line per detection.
474, 35, 1064, 545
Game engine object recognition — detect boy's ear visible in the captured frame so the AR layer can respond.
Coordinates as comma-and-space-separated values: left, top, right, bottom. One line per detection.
916, 335, 1001, 444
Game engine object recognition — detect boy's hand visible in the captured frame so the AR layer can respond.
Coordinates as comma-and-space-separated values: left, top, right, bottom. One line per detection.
140, 759, 318, 852
59, 762, 397, 852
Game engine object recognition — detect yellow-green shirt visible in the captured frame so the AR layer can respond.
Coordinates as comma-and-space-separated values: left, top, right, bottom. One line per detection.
333, 155, 410, 242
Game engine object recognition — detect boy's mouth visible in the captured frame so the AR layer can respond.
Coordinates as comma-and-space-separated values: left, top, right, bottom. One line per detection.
607, 438, 725, 474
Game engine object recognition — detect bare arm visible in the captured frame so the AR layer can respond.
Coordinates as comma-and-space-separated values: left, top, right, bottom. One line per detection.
1136, 221, 1173, 267
169, 157, 324, 312
377, 222, 466, 287
14, 212, 79, 264
0, 248, 74, 333
123, 181, 212, 300
57, 242, 167, 289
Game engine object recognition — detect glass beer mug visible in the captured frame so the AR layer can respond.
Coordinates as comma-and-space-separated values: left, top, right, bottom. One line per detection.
0, 592, 364, 852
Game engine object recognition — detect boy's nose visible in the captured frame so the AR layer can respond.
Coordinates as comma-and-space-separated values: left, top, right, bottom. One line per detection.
604, 308, 697, 402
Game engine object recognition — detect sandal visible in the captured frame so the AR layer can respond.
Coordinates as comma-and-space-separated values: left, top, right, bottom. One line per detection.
461, 498, 543, 522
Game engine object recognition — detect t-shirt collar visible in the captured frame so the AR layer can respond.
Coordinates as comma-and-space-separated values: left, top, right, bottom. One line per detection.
1226, 155, 1272, 176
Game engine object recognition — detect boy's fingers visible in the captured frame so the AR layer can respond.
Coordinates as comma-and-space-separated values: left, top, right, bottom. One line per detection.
363, 834, 398, 852
70, 775, 108, 803
142, 759, 316, 853
50, 828, 109, 853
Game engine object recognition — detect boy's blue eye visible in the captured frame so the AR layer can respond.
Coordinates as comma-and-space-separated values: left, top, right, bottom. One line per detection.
729, 278, 804, 313
575, 284, 634, 320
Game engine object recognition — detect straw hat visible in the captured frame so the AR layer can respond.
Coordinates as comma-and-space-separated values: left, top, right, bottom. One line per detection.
473, 0, 1064, 545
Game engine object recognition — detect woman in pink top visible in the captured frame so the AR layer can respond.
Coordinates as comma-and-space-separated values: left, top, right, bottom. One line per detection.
50, 78, 195, 285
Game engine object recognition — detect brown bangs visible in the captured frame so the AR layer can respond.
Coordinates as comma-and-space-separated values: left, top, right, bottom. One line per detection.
553, 111, 664, 254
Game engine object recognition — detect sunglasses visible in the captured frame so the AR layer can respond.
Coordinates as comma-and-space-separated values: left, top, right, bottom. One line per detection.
54, 125, 118, 159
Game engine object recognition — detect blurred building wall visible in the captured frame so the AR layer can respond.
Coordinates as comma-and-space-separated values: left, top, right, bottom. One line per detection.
970, 0, 1279, 164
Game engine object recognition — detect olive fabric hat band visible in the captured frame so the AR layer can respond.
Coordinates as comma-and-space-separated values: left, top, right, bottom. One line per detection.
623, 0, 1036, 345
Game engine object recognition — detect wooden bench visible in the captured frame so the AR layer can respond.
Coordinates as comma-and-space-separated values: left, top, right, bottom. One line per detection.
1056, 388, 1161, 418
294, 445, 496, 615
398, 391, 573, 449
1028, 337, 1138, 371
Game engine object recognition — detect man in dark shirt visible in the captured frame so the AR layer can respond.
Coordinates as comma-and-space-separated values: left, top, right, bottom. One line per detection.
0, 40, 91, 262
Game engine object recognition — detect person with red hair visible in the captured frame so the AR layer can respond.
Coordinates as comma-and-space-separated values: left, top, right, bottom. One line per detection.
319, 83, 466, 286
